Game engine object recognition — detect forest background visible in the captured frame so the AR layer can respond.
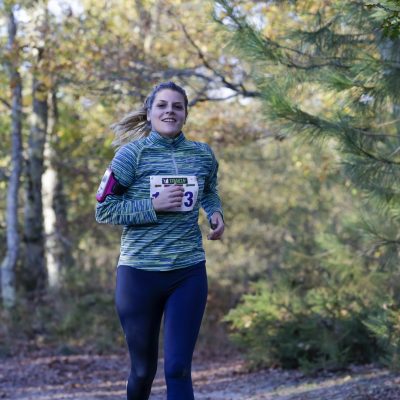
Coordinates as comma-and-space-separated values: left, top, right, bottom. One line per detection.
1, 0, 400, 374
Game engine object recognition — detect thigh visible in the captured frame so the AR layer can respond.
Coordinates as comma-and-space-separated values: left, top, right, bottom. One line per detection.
115, 266, 164, 376
163, 265, 208, 366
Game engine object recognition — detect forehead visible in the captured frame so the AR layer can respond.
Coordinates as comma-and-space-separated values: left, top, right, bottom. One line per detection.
153, 89, 185, 104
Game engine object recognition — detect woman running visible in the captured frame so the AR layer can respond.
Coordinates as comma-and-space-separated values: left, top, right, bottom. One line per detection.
95, 81, 224, 400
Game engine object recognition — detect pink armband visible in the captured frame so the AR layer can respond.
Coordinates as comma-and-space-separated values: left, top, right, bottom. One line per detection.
96, 168, 127, 203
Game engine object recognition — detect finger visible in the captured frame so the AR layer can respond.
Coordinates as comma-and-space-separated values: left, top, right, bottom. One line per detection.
168, 192, 184, 199
210, 221, 218, 230
213, 229, 224, 238
211, 225, 224, 239
168, 191, 184, 197
208, 228, 220, 239
165, 187, 183, 195
208, 233, 222, 240
216, 223, 224, 233
212, 232, 223, 240
167, 199, 183, 207
211, 213, 223, 226
211, 222, 224, 234
165, 204, 181, 210
170, 197, 183, 204
168, 185, 185, 192
210, 218, 220, 230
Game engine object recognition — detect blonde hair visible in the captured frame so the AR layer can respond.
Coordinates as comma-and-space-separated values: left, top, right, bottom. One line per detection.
110, 107, 150, 149
110, 81, 189, 149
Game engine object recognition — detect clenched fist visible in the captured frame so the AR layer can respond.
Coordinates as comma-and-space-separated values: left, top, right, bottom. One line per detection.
152, 185, 184, 211
207, 212, 224, 240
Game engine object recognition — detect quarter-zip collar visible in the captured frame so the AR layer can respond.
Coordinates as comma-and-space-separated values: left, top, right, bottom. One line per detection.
148, 130, 185, 149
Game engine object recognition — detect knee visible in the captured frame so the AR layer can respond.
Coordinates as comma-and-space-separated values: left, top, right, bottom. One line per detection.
127, 367, 156, 395
132, 364, 157, 383
165, 361, 191, 380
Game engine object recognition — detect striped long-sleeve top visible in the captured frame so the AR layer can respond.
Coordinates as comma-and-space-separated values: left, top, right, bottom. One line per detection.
95, 130, 223, 271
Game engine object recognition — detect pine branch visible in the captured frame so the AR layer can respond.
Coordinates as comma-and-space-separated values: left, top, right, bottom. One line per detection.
0, 97, 11, 109
216, 0, 400, 71
178, 19, 261, 98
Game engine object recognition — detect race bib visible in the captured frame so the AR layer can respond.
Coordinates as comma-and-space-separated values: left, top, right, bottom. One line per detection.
150, 175, 199, 212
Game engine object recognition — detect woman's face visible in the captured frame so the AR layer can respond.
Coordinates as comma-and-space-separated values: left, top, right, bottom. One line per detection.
147, 89, 187, 138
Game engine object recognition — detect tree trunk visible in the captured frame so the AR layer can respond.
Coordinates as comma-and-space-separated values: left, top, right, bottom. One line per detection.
43, 90, 73, 289
1, 8, 23, 308
21, 2, 52, 295
135, 0, 153, 53
22, 75, 48, 293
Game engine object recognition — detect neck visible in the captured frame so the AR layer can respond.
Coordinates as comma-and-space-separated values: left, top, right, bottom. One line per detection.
155, 131, 181, 140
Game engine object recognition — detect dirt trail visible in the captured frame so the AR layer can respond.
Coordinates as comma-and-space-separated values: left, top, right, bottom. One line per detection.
1, 352, 400, 399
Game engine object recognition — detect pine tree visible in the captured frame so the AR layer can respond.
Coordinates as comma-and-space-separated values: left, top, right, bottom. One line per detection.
215, 0, 400, 267
215, 0, 400, 368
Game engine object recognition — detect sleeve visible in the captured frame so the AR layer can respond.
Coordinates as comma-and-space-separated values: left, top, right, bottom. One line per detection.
95, 145, 157, 226
200, 145, 224, 223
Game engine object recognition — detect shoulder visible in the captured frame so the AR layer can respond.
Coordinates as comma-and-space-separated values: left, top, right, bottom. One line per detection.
115, 137, 148, 158
113, 138, 151, 168
111, 139, 149, 184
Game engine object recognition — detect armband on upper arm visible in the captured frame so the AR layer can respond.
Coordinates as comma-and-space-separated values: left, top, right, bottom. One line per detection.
96, 167, 128, 203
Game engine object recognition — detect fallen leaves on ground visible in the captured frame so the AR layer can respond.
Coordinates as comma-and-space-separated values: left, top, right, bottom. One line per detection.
1, 351, 400, 399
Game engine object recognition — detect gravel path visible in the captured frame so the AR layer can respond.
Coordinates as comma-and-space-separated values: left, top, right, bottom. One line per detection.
1, 353, 400, 399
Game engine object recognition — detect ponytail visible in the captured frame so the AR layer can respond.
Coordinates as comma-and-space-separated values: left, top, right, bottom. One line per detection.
110, 106, 151, 149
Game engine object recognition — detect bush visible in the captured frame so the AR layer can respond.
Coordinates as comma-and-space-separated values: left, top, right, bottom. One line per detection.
224, 234, 386, 373
224, 283, 379, 372
364, 305, 400, 370
0, 265, 124, 357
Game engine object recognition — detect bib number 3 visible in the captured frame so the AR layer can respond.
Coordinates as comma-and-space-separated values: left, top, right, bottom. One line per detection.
150, 175, 199, 212
184, 191, 194, 207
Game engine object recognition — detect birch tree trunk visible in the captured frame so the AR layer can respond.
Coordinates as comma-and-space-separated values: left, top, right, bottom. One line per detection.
43, 90, 72, 288
22, 14, 50, 293
23, 73, 48, 293
1, 8, 23, 308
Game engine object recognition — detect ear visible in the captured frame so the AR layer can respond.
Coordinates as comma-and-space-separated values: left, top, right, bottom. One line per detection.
147, 110, 150, 122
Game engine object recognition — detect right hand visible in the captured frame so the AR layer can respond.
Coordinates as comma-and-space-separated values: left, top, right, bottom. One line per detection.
152, 185, 184, 211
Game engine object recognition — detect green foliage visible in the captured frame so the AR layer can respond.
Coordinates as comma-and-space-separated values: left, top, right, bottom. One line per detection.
366, 1, 400, 39
0, 265, 124, 356
2, 0, 400, 374
224, 284, 377, 372
224, 230, 384, 372
364, 304, 400, 369
215, 0, 400, 370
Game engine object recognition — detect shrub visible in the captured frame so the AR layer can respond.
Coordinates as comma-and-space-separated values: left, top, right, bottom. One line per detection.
224, 281, 379, 372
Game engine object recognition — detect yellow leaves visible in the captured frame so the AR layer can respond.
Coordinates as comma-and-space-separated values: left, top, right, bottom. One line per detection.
243, 314, 253, 328
41, 74, 52, 89
34, 90, 48, 102
95, 103, 105, 113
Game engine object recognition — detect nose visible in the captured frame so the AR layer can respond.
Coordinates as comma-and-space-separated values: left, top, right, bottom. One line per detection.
165, 104, 175, 113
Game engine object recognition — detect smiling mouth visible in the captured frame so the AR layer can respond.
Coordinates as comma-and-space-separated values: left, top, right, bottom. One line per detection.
162, 119, 177, 122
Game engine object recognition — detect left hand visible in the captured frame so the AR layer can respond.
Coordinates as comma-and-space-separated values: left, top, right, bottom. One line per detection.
207, 212, 224, 240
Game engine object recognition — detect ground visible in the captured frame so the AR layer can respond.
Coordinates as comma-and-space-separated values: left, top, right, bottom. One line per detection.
1, 351, 400, 399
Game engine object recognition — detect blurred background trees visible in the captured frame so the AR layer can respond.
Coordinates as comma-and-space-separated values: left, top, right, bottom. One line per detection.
1, 0, 400, 372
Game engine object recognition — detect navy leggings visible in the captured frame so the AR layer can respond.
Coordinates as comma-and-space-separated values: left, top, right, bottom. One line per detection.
115, 261, 208, 400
